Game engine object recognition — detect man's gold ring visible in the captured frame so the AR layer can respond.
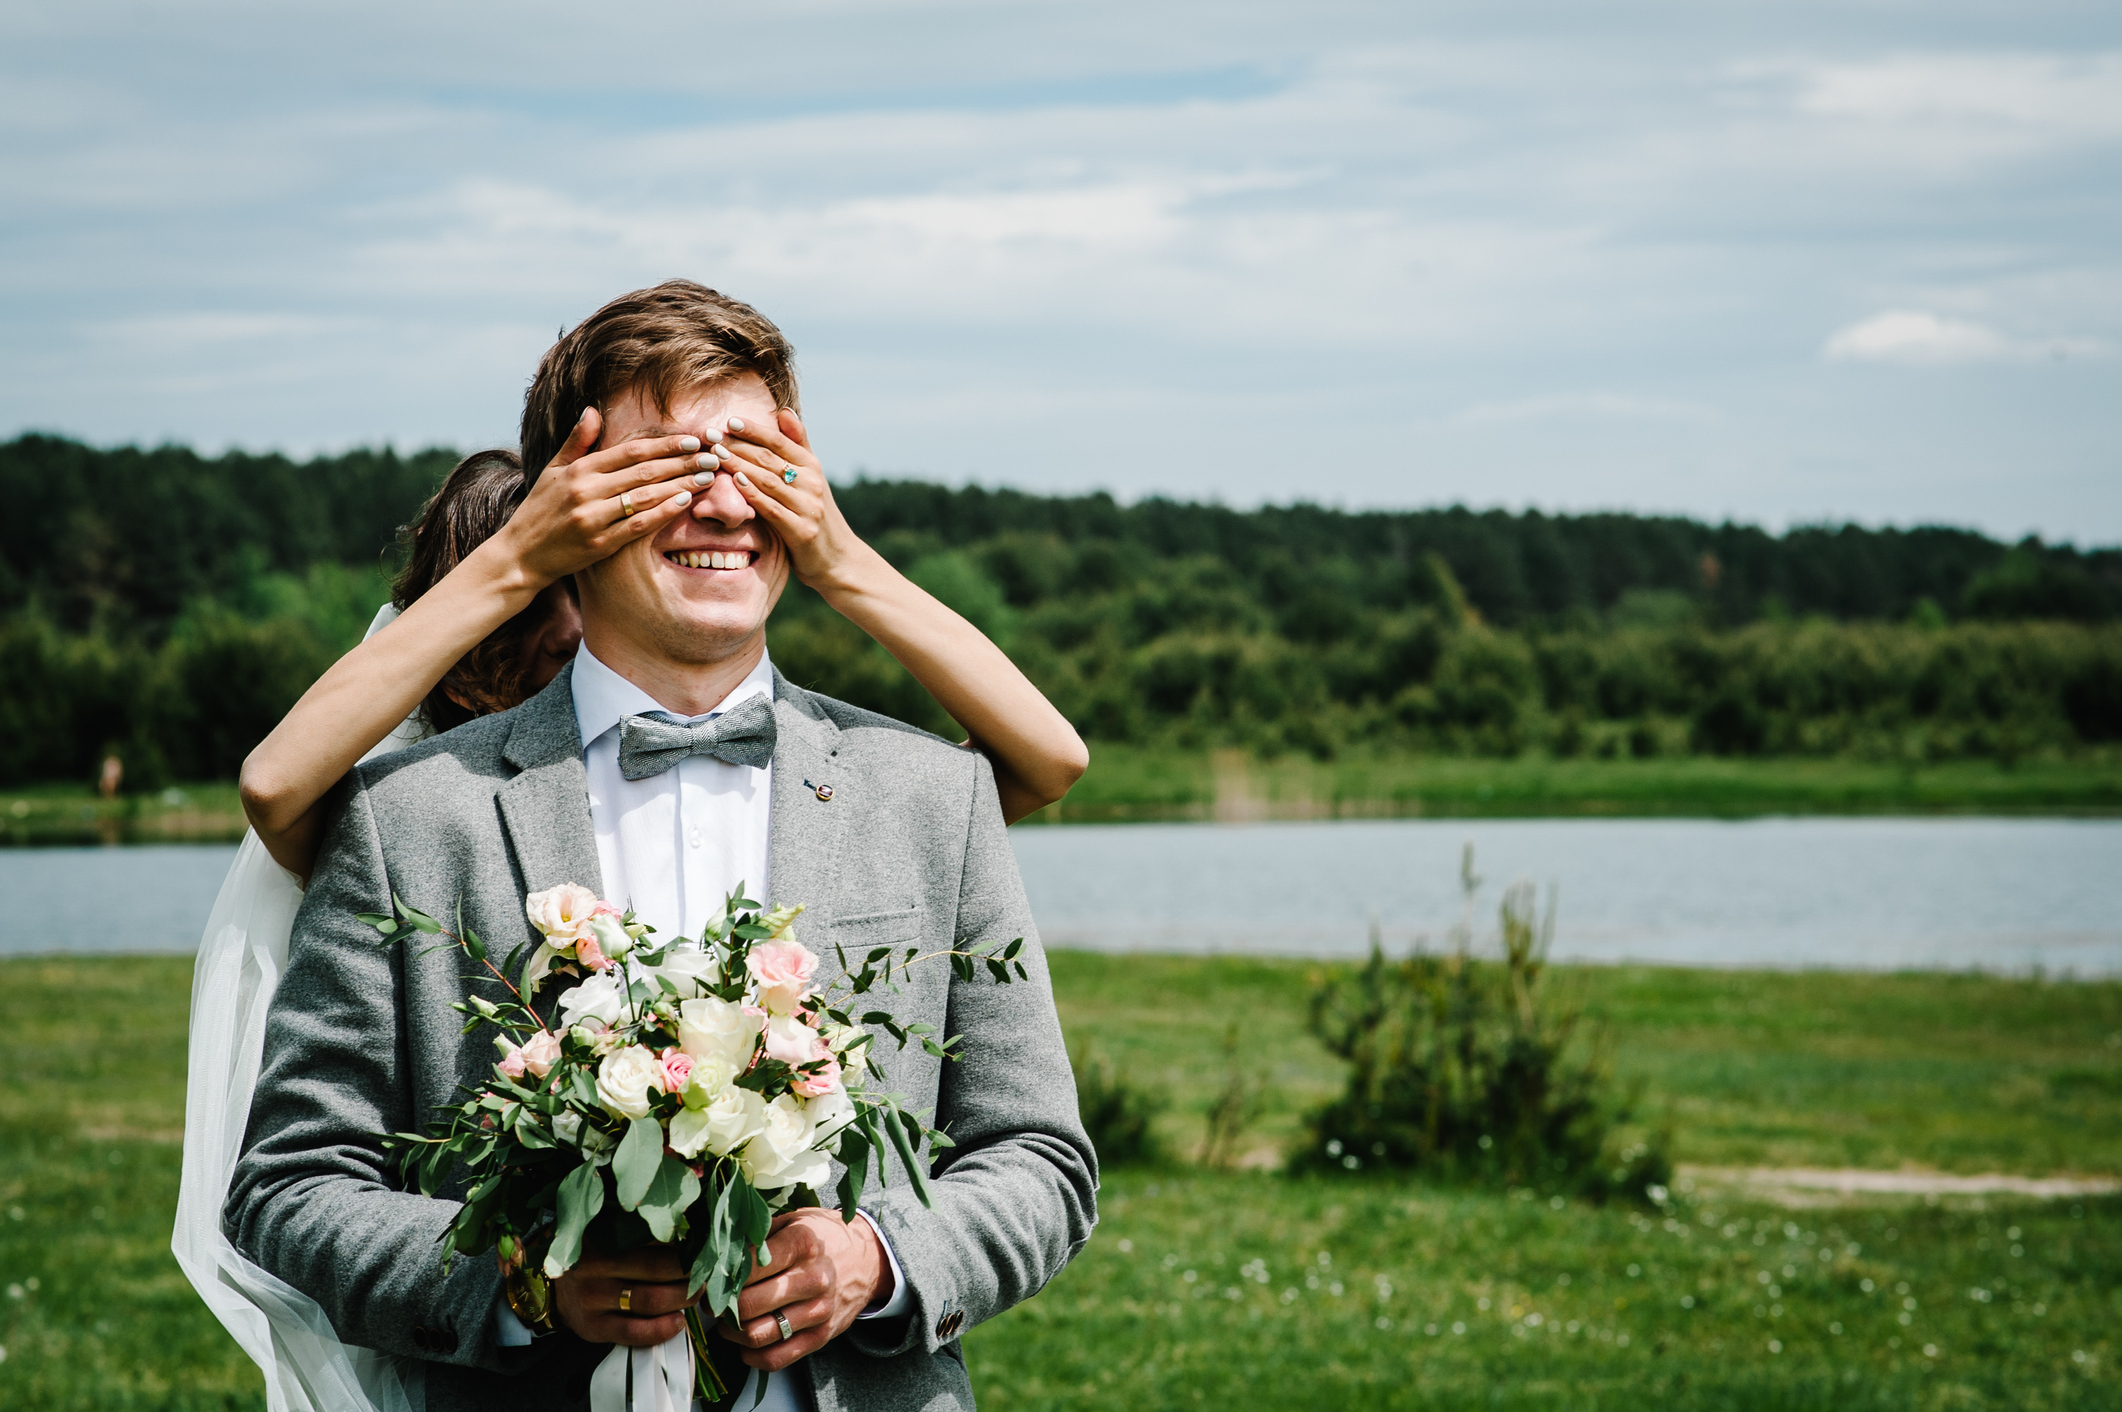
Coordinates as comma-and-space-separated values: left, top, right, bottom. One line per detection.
618, 1287, 632, 1313
619, 492, 636, 517
773, 1310, 795, 1342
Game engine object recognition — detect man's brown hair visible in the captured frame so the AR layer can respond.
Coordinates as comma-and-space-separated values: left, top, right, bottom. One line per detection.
519, 280, 799, 481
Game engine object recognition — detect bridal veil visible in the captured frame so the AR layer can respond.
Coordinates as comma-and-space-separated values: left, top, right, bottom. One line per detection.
172, 604, 428, 1412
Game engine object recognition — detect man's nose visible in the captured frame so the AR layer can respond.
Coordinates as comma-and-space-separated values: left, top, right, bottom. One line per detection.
689, 470, 755, 527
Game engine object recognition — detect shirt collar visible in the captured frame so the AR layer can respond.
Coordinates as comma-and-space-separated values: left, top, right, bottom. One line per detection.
570, 643, 775, 749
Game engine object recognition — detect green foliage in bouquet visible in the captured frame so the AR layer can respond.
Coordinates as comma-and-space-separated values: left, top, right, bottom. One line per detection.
1294, 848, 1672, 1204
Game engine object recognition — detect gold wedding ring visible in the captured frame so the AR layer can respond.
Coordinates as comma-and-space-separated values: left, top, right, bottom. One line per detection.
773, 1310, 795, 1342
618, 1287, 632, 1313
619, 491, 637, 517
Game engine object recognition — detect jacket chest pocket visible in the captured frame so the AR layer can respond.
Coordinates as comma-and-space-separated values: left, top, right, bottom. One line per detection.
822, 904, 939, 1024
826, 903, 929, 950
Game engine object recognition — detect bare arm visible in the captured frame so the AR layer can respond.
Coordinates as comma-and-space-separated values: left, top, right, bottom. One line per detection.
239, 412, 714, 879
719, 411, 1088, 824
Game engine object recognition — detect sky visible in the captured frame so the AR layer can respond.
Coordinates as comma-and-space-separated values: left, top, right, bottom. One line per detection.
2, 0, 2117, 541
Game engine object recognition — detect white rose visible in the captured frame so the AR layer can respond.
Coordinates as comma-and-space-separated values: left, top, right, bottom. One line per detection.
700, 1084, 768, 1157
552, 1109, 585, 1147
804, 1085, 858, 1148
526, 884, 600, 941
642, 948, 719, 999
677, 996, 762, 1069
587, 909, 635, 962
558, 971, 627, 1030
668, 1106, 714, 1159
680, 1053, 738, 1109
741, 1095, 829, 1191
596, 1045, 660, 1120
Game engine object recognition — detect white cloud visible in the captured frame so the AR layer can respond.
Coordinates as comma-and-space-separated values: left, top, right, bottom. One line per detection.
1822, 310, 2107, 366
1796, 52, 2122, 140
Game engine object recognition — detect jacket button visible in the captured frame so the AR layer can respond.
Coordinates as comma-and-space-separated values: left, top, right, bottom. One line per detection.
412, 1326, 433, 1353
935, 1313, 953, 1340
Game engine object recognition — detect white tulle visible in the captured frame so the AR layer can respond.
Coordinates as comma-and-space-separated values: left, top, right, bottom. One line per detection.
173, 603, 431, 1412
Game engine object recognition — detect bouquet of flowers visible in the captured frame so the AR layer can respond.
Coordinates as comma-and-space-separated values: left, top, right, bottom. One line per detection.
360, 882, 1025, 1402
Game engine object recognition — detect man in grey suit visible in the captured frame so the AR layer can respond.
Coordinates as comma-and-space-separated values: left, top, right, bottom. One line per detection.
227, 281, 1097, 1411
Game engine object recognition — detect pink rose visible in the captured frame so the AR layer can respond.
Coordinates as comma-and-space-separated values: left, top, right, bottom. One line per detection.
659, 1048, 695, 1094
575, 932, 611, 972
791, 1053, 841, 1098
498, 1048, 528, 1079
520, 1030, 562, 1078
763, 1013, 827, 1068
746, 940, 819, 1014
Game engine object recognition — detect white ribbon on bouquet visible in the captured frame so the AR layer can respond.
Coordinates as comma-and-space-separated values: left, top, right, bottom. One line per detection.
589, 1333, 696, 1412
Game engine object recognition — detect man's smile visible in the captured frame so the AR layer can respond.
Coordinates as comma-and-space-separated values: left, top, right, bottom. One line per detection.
662, 548, 760, 571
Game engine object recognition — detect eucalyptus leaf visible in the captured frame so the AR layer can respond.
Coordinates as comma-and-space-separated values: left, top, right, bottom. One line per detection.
637, 1154, 698, 1242
881, 1107, 931, 1207
544, 1158, 606, 1277
615, 1115, 664, 1210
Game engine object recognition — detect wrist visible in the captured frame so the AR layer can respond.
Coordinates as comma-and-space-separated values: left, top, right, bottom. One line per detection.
465, 531, 551, 605
809, 540, 894, 609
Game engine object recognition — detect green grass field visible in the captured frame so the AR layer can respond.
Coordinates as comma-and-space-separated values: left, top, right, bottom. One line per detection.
1032, 748, 2122, 823
0, 955, 2116, 1409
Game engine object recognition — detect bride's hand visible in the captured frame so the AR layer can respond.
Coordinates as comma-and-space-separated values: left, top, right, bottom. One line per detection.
713, 409, 873, 592
494, 406, 715, 588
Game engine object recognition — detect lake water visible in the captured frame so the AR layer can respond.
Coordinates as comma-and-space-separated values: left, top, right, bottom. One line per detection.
2, 818, 2118, 975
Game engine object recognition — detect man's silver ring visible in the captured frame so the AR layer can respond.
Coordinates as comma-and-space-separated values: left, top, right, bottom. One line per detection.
619, 491, 636, 517
773, 1310, 795, 1342
782, 465, 800, 485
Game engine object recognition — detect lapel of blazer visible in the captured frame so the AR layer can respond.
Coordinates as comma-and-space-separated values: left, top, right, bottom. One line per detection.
497, 661, 606, 901
767, 670, 851, 981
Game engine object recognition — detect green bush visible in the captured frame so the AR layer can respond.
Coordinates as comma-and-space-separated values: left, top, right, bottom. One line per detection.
1293, 851, 1671, 1204
1071, 1042, 1166, 1169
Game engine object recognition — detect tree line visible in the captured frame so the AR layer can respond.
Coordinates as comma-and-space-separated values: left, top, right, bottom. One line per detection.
1, 433, 2116, 786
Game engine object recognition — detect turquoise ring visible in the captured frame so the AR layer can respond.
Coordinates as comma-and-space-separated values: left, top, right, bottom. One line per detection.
782, 465, 800, 485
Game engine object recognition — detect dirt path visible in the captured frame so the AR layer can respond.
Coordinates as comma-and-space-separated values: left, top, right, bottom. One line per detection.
1682, 1165, 2121, 1207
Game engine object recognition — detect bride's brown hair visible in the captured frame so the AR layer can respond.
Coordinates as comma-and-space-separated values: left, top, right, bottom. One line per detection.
391, 448, 548, 733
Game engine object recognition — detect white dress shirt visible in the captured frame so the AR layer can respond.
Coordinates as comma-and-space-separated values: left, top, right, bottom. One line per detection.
495, 645, 907, 1407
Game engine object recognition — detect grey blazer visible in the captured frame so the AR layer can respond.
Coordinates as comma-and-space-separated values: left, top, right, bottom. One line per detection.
226, 665, 1098, 1412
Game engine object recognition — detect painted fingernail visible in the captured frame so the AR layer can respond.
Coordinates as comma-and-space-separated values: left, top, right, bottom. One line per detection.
672, 490, 692, 507
678, 435, 701, 453
727, 417, 746, 431
695, 452, 719, 472
577, 406, 594, 424
692, 471, 714, 488
735, 472, 752, 488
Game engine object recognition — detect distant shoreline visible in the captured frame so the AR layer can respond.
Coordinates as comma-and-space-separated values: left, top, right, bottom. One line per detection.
4, 751, 2120, 844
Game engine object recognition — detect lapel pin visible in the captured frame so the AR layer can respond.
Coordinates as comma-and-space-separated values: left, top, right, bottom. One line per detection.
805, 780, 835, 801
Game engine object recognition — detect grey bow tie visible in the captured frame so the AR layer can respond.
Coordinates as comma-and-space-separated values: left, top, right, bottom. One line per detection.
616, 694, 778, 780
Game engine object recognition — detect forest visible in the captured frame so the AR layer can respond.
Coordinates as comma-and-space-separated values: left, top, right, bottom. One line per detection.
1, 432, 2117, 787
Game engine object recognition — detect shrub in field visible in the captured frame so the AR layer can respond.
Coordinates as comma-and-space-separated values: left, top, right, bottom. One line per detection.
1071, 1042, 1167, 1168
1294, 848, 1671, 1202
1196, 1023, 1270, 1169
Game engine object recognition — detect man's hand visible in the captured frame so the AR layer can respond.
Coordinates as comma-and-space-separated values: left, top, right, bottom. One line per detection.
720, 1208, 892, 1371
554, 1246, 696, 1348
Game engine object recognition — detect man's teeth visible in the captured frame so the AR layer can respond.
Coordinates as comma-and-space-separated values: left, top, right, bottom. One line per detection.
666, 551, 752, 569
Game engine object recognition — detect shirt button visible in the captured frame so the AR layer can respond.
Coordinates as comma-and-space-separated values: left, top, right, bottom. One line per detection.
689, 828, 701, 849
